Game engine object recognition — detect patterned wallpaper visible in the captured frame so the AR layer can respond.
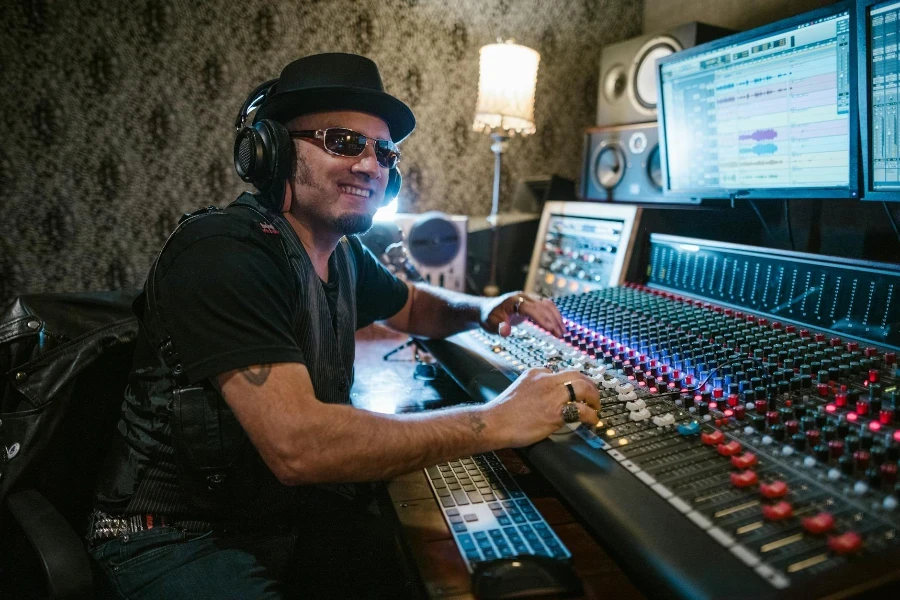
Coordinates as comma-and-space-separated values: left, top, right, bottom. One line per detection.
0, 0, 643, 304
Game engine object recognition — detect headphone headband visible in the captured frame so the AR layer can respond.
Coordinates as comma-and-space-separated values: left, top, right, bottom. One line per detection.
234, 79, 278, 131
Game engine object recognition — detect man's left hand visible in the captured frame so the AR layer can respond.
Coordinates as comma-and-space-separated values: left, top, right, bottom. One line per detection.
479, 292, 565, 338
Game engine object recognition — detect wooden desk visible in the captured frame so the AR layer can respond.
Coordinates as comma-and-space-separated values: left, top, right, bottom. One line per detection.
354, 325, 644, 600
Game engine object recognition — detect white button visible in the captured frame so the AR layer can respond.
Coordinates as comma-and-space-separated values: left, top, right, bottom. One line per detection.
781, 446, 794, 456
652, 413, 676, 427
590, 366, 607, 376
884, 496, 898, 511
546, 350, 560, 358
618, 391, 638, 402
602, 378, 620, 389
853, 482, 868, 496
827, 468, 841, 481
625, 399, 646, 411
761, 436, 773, 445
616, 383, 635, 394
629, 408, 652, 422
803, 457, 816, 468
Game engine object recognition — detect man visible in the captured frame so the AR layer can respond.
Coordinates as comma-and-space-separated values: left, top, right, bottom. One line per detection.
89, 53, 599, 599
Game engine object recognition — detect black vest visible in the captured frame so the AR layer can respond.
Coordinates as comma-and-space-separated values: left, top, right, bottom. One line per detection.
127, 194, 359, 524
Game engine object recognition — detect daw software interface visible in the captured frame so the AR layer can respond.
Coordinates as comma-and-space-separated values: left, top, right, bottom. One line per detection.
659, 8, 852, 193
869, 0, 900, 190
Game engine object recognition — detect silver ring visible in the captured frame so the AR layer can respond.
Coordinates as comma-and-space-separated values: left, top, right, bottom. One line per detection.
514, 296, 526, 314
562, 402, 580, 423
563, 381, 577, 403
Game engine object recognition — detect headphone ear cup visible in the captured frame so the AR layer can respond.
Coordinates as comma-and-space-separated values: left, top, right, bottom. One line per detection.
234, 119, 293, 210
384, 168, 401, 205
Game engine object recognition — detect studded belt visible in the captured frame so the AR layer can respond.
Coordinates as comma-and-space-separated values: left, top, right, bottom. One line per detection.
87, 510, 171, 544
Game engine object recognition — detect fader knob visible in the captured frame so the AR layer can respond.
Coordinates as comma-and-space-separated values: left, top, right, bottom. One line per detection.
770, 423, 786, 441
751, 415, 766, 431
871, 445, 887, 465
867, 467, 882, 487
839, 455, 854, 475
846, 435, 861, 452
861, 434, 875, 450
815, 445, 830, 462
792, 433, 808, 451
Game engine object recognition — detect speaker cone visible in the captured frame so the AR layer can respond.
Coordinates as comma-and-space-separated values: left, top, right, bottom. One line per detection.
629, 36, 681, 114
602, 63, 627, 103
647, 144, 663, 190
593, 143, 627, 190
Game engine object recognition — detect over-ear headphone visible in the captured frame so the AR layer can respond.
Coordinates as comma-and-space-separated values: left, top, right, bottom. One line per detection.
233, 80, 402, 211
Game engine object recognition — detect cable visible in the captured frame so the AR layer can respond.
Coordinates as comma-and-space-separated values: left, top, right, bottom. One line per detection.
748, 199, 778, 246
783, 200, 795, 251
885, 201, 900, 246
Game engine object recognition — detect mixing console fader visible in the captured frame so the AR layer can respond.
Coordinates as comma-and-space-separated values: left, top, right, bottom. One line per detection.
424, 235, 900, 599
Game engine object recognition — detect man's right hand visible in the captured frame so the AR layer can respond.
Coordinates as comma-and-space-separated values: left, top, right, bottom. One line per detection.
483, 368, 601, 448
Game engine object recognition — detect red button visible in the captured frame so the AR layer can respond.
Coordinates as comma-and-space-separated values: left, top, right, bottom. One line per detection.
702, 430, 725, 446
834, 392, 848, 407
717, 441, 742, 456
865, 347, 878, 358
817, 383, 830, 397
846, 341, 859, 352
785, 325, 796, 333
828, 532, 863, 555
760, 480, 788, 499
731, 470, 758, 488
766, 411, 780, 425
731, 452, 758, 469
886, 352, 896, 366
785, 420, 799, 435
802, 512, 835, 534
755, 400, 767, 414
880, 409, 893, 425
727, 393, 740, 407
881, 463, 898, 485
762, 501, 793, 521
830, 337, 842, 347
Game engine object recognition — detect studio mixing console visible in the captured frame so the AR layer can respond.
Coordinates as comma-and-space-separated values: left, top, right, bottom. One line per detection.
423, 235, 900, 599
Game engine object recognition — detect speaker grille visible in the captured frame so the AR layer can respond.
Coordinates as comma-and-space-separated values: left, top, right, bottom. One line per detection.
237, 136, 253, 174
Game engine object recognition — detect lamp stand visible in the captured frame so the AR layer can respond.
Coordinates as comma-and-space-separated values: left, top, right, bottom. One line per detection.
483, 132, 509, 297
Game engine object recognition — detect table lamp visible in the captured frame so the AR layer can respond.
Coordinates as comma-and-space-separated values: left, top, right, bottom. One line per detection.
473, 40, 540, 296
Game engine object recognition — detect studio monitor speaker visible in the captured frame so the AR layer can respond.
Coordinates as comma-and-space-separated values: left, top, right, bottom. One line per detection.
596, 22, 733, 126
580, 122, 698, 204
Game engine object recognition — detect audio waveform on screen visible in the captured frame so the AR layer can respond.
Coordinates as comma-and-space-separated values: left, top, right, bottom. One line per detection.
739, 143, 779, 155
739, 128, 778, 141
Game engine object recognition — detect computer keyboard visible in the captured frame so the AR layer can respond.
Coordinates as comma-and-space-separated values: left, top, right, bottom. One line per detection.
424, 452, 572, 571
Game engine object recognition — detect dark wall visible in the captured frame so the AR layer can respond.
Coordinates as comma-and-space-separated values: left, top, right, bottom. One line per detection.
0, 0, 644, 305
636, 0, 900, 267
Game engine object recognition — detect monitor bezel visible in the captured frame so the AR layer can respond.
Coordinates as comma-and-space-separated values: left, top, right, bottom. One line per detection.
655, 0, 860, 201
858, 0, 900, 201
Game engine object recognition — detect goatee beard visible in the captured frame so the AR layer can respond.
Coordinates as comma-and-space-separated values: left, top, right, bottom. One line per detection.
330, 213, 374, 236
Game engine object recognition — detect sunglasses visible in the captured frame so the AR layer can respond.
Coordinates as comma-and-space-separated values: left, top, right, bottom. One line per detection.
289, 128, 401, 169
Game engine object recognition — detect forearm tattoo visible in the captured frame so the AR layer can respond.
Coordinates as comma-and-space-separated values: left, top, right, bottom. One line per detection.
242, 364, 272, 386
468, 412, 486, 436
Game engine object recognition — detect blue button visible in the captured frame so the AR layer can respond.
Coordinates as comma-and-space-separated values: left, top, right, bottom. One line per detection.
498, 516, 511, 526
453, 523, 467, 533
474, 531, 488, 540
483, 549, 498, 560
677, 421, 701, 436
489, 529, 504, 539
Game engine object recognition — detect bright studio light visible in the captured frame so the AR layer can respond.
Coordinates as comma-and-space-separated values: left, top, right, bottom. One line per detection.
472, 41, 540, 135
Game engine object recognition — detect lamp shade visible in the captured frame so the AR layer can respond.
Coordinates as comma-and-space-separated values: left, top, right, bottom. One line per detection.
473, 42, 540, 136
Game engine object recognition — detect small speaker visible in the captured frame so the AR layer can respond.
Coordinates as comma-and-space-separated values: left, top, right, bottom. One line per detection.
580, 122, 698, 204
596, 22, 733, 126
393, 212, 467, 291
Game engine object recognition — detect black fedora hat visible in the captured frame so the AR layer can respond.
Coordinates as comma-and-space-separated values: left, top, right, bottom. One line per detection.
253, 53, 416, 143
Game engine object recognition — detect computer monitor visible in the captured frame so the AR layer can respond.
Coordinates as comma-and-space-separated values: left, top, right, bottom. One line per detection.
656, 1, 859, 200
859, 0, 900, 200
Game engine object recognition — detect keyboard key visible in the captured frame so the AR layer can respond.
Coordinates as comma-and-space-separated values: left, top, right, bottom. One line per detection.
488, 529, 504, 540
463, 484, 476, 492
452, 490, 469, 505
437, 489, 451, 498
498, 516, 511, 526
453, 523, 467, 533
464, 514, 479, 523
501, 501, 515, 509
483, 549, 498, 560
449, 515, 464, 524
511, 513, 525, 524
427, 466, 441, 479
440, 496, 456, 508
447, 483, 461, 491
510, 490, 525, 498
483, 493, 496, 501
494, 490, 509, 500
447, 508, 460, 517
433, 479, 447, 489
513, 542, 529, 554
488, 502, 501, 510
473, 532, 488, 540
498, 545, 514, 557
478, 539, 493, 550
467, 491, 484, 504
465, 549, 481, 561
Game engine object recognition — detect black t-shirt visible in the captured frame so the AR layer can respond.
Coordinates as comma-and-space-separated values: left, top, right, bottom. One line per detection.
140, 227, 409, 384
